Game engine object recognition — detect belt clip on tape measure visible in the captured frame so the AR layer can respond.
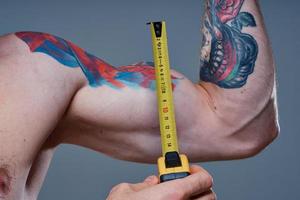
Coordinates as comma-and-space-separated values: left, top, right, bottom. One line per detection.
147, 21, 190, 183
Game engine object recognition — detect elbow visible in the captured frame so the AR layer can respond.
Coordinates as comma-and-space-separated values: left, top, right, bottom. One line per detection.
238, 123, 279, 159
230, 98, 280, 159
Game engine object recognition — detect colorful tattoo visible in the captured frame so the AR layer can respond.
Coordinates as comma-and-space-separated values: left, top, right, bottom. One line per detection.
200, 0, 258, 88
15, 32, 180, 90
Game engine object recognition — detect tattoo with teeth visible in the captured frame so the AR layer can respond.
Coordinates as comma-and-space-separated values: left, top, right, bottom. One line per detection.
200, 0, 258, 89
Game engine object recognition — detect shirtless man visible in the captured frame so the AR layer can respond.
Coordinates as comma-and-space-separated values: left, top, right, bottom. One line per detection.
0, 0, 278, 199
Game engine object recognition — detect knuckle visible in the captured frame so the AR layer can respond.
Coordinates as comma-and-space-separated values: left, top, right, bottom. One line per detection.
194, 174, 212, 191
112, 182, 130, 192
202, 172, 213, 188
107, 183, 131, 200
118, 183, 130, 190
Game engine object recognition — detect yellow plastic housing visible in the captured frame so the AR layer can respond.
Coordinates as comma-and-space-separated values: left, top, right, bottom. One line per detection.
158, 154, 190, 177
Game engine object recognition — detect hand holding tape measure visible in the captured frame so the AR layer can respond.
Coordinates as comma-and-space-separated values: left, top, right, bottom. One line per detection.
148, 21, 190, 183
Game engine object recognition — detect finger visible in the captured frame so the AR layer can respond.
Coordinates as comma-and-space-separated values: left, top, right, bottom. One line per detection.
108, 182, 131, 196
192, 189, 217, 200
130, 175, 159, 191
161, 167, 213, 198
190, 165, 205, 174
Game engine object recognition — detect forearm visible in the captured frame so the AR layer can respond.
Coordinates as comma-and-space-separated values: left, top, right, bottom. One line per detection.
199, 0, 276, 127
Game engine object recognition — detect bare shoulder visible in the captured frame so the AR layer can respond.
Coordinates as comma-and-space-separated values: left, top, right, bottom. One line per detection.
0, 32, 84, 199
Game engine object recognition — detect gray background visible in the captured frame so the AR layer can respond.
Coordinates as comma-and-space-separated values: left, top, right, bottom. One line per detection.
1, 0, 299, 199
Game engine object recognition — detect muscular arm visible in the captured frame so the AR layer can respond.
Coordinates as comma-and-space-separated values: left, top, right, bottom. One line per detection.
0, 1, 278, 198
12, 0, 278, 163
59, 0, 278, 162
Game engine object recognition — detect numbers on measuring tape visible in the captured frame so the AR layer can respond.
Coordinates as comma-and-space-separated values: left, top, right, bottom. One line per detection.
157, 41, 161, 47
150, 22, 180, 153
163, 107, 168, 113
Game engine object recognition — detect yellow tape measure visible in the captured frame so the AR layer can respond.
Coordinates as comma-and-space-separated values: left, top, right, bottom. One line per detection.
148, 21, 190, 182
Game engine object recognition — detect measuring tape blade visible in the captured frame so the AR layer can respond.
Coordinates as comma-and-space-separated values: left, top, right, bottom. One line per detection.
149, 21, 179, 155
148, 21, 190, 182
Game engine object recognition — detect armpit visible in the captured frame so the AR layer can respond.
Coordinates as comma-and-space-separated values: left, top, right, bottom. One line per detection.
0, 165, 12, 198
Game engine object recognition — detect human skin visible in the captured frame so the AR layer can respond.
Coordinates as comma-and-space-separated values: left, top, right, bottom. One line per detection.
106, 165, 215, 200
0, 0, 278, 199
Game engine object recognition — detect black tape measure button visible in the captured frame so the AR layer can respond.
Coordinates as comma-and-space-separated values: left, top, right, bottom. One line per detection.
165, 151, 182, 168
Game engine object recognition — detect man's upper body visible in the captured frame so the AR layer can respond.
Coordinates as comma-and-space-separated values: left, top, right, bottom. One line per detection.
0, 0, 279, 199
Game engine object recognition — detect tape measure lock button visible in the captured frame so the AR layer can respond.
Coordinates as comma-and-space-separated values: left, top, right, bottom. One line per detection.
165, 151, 182, 168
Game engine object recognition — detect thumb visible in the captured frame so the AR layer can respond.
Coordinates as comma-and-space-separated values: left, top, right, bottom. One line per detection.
130, 175, 159, 191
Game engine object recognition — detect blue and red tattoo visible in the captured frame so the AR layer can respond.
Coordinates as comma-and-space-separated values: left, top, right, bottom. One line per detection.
16, 0, 256, 91
15, 32, 179, 90
200, 0, 258, 88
